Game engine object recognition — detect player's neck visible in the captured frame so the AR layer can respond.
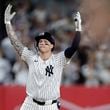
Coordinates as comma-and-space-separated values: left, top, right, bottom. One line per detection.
39, 51, 52, 61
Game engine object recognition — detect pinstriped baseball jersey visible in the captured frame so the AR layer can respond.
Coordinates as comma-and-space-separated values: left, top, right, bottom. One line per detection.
21, 47, 70, 101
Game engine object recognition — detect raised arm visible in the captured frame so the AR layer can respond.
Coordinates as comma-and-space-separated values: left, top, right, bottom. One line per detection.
64, 12, 82, 58
4, 4, 25, 56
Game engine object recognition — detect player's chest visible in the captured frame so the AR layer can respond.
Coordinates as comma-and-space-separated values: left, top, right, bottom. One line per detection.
32, 57, 56, 77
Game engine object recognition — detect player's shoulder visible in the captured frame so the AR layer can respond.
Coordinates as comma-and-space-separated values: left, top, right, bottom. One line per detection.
22, 47, 36, 58
53, 51, 64, 58
23, 47, 35, 54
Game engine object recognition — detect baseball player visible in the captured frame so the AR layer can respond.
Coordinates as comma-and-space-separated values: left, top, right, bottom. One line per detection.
4, 4, 82, 110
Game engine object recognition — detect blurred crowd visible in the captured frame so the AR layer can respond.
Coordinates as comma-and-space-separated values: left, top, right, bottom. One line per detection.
0, 0, 110, 87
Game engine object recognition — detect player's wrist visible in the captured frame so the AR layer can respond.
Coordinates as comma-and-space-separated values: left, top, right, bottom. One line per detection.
5, 21, 11, 25
75, 28, 82, 31
74, 22, 82, 31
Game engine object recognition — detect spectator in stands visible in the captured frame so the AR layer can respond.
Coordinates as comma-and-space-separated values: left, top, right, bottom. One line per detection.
0, 47, 11, 84
12, 59, 27, 86
1, 37, 16, 65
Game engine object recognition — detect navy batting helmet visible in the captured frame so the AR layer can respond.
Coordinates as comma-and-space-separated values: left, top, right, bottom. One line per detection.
35, 32, 55, 51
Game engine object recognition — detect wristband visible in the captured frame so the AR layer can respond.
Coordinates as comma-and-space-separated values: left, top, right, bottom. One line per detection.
5, 21, 11, 25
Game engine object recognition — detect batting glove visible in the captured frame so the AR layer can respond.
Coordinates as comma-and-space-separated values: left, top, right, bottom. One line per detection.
4, 4, 16, 24
72, 12, 82, 31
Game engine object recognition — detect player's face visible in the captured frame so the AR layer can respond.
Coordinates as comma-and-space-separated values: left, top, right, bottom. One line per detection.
38, 39, 54, 53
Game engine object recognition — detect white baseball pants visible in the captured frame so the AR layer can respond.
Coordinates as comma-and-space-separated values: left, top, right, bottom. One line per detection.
20, 96, 59, 110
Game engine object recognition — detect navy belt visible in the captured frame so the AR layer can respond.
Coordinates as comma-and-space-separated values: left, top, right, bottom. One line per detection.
33, 98, 57, 105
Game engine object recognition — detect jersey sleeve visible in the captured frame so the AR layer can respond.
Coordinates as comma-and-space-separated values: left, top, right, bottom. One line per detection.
21, 47, 35, 62
56, 51, 71, 67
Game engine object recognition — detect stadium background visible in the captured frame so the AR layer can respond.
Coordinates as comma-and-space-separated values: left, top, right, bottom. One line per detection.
0, 0, 110, 110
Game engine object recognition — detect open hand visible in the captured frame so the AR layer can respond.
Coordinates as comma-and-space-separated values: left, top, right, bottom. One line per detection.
5, 4, 16, 24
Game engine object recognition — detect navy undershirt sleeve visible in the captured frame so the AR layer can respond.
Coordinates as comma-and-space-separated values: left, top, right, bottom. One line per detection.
64, 31, 81, 58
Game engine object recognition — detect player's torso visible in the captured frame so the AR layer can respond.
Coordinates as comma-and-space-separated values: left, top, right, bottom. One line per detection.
26, 54, 64, 100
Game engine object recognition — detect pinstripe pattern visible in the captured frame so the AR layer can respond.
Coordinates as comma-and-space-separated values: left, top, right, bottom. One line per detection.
20, 47, 70, 109
20, 96, 59, 110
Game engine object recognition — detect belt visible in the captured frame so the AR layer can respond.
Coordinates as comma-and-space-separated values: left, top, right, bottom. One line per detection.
33, 98, 57, 105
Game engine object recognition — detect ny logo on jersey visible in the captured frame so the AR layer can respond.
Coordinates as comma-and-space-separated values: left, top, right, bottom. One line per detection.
45, 65, 54, 77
